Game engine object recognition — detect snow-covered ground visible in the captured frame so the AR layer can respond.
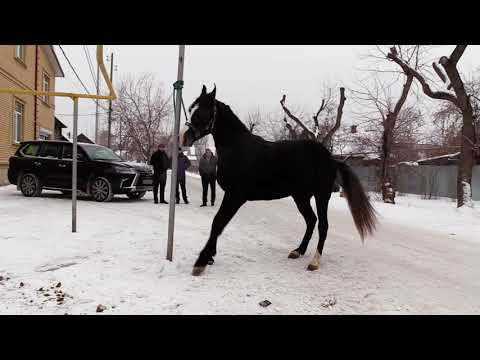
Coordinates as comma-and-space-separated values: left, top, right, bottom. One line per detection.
1, 174, 479, 314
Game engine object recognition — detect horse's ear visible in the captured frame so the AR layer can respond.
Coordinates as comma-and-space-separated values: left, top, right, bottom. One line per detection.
201, 85, 207, 96
210, 83, 216, 99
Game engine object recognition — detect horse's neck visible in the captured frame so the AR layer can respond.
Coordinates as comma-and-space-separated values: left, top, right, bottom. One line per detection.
212, 102, 252, 154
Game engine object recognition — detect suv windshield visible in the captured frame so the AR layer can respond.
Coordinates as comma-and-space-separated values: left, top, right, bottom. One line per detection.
81, 144, 122, 161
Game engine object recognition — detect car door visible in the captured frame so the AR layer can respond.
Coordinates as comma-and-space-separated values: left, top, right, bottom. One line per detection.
58, 143, 89, 190
37, 143, 62, 188
16, 142, 43, 181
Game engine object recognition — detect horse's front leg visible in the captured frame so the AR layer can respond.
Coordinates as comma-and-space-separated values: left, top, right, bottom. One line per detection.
192, 193, 246, 276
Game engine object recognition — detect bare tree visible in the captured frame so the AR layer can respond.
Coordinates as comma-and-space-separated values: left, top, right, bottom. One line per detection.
431, 75, 480, 150
351, 74, 415, 200
111, 73, 173, 162
279, 85, 346, 151
245, 109, 262, 134
351, 46, 427, 203
387, 45, 478, 207
243, 110, 291, 141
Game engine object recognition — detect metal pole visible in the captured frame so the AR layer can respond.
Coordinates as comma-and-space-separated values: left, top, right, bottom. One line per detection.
166, 45, 186, 261
72, 97, 79, 233
119, 115, 122, 156
95, 62, 100, 144
107, 53, 114, 148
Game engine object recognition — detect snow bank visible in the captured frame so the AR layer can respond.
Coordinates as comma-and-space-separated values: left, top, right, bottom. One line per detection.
329, 191, 480, 242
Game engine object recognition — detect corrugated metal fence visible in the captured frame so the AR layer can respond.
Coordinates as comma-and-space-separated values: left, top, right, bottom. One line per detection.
350, 165, 480, 201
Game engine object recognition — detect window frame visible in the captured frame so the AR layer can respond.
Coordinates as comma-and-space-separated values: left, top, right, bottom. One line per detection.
38, 127, 52, 141
61, 143, 87, 161
19, 143, 41, 158
14, 45, 26, 65
41, 71, 51, 105
38, 142, 61, 159
13, 98, 25, 144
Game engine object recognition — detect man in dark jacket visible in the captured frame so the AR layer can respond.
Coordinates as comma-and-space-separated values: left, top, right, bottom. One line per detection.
176, 148, 191, 204
199, 148, 218, 207
149, 143, 169, 204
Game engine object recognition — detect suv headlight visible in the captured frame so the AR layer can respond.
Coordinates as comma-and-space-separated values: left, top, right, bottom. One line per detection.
115, 166, 136, 174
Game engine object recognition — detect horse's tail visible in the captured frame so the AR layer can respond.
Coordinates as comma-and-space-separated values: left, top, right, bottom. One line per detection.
336, 161, 378, 241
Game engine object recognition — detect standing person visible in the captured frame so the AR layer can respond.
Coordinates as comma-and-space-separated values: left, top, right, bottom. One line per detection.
149, 143, 169, 204
176, 148, 191, 204
199, 148, 218, 207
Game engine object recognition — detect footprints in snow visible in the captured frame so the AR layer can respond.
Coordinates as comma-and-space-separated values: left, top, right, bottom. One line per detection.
35, 255, 89, 273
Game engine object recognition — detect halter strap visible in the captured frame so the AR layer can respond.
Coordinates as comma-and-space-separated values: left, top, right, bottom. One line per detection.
185, 101, 217, 137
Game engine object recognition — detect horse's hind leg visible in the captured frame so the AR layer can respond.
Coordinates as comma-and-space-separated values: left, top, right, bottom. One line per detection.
288, 195, 317, 259
192, 193, 245, 276
307, 193, 331, 271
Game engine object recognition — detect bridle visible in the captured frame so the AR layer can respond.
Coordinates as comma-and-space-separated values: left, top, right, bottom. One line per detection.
185, 101, 217, 139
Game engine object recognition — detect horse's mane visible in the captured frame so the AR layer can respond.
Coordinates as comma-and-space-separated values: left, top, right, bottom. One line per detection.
216, 100, 250, 134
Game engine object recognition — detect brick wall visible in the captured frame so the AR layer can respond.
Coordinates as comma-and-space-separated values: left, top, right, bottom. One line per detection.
0, 45, 57, 184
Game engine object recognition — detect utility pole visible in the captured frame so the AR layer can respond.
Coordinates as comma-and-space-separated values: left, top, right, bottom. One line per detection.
119, 115, 122, 158
72, 96, 79, 232
166, 45, 186, 262
95, 62, 100, 144
107, 52, 114, 148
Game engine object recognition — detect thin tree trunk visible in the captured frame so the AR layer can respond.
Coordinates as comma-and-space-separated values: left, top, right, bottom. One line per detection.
439, 50, 476, 208
322, 87, 346, 150
458, 109, 476, 207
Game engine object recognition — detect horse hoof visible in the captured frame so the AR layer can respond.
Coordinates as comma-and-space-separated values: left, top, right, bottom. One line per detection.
288, 250, 301, 259
207, 258, 214, 265
307, 263, 319, 271
192, 266, 206, 276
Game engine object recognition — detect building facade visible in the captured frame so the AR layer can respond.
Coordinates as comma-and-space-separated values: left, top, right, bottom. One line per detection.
0, 45, 64, 184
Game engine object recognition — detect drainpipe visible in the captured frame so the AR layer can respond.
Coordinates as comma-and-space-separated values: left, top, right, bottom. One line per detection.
33, 45, 39, 140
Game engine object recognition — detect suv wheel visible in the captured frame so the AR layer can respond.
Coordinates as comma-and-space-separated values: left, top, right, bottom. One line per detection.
20, 173, 42, 197
126, 191, 146, 200
90, 177, 114, 202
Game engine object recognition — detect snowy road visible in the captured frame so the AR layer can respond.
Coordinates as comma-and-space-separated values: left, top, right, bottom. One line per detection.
1, 173, 479, 314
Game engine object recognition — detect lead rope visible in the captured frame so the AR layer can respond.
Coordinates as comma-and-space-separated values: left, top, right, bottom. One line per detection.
172, 80, 189, 125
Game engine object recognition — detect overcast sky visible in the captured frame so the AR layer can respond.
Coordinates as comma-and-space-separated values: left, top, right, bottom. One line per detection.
54, 45, 480, 140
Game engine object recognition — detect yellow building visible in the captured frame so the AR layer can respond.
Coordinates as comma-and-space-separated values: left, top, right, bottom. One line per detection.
0, 45, 64, 185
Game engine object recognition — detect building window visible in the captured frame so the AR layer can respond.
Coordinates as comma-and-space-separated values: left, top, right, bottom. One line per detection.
14, 100, 24, 143
15, 45, 26, 63
39, 128, 52, 140
42, 73, 50, 104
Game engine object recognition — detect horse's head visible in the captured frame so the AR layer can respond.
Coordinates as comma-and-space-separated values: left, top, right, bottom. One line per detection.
181, 84, 217, 147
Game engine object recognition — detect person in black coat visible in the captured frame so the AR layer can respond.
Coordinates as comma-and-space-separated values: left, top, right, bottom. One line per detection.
199, 148, 218, 207
149, 143, 169, 204
176, 148, 191, 204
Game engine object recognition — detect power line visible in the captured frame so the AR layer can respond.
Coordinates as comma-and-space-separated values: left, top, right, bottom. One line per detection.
58, 45, 110, 112
83, 45, 97, 89
58, 45, 92, 95
83, 46, 111, 113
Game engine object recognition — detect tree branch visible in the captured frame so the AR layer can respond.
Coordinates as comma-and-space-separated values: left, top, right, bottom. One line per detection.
450, 45, 467, 65
387, 48, 459, 106
313, 99, 326, 129
322, 87, 346, 147
280, 94, 315, 139
432, 62, 447, 84
393, 75, 413, 116
282, 116, 297, 140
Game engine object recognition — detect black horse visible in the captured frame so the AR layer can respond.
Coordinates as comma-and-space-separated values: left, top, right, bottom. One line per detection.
182, 85, 377, 276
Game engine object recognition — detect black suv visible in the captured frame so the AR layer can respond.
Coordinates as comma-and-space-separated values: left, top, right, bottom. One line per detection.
8, 141, 154, 202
